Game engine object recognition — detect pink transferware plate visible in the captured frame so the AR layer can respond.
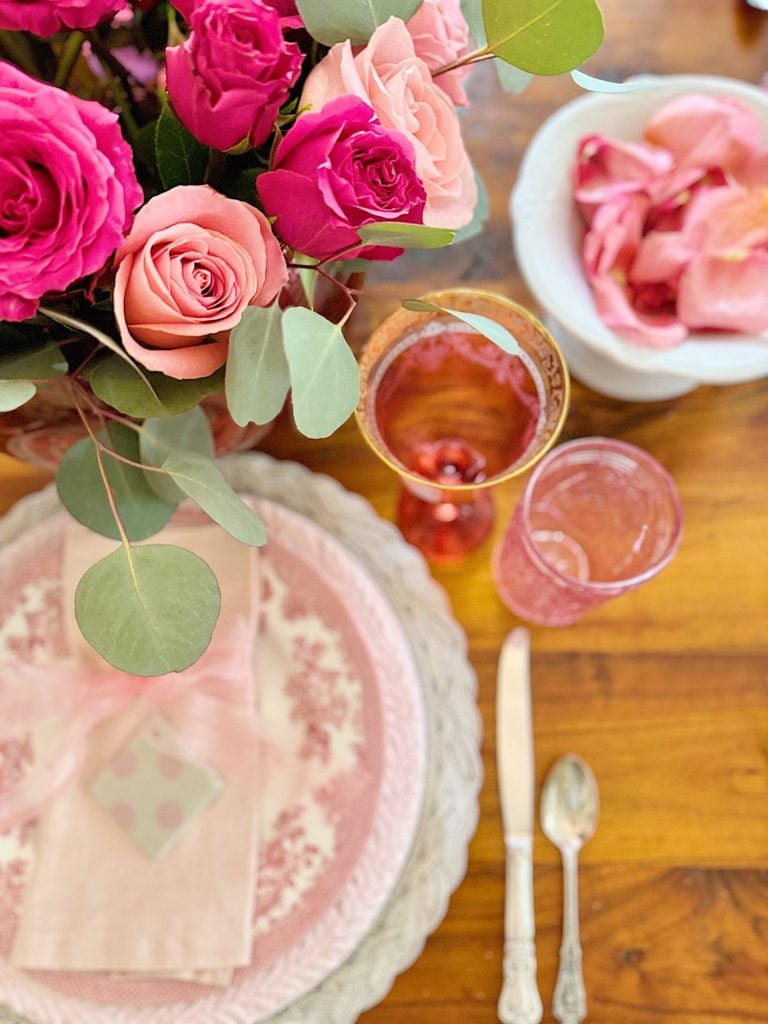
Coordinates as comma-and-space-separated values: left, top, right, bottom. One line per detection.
0, 490, 427, 1024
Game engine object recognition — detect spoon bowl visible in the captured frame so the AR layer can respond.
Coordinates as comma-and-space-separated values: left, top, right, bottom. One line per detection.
541, 754, 599, 849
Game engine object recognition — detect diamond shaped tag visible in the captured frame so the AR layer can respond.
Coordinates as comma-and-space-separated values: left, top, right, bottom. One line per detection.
89, 715, 223, 859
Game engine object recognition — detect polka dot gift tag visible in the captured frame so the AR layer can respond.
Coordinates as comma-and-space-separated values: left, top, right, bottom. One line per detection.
89, 714, 224, 859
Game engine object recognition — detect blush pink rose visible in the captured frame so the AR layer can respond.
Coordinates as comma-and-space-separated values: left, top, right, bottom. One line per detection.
405, 0, 470, 106
644, 93, 763, 173
0, 0, 126, 33
165, 0, 304, 152
258, 96, 426, 262
0, 62, 142, 323
113, 186, 288, 380
300, 16, 476, 230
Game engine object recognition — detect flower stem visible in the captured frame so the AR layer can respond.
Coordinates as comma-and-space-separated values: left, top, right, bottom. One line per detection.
205, 148, 227, 188
0, 30, 40, 78
53, 31, 85, 89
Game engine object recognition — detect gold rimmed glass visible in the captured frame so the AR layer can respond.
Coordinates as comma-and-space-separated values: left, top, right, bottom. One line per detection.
355, 289, 571, 563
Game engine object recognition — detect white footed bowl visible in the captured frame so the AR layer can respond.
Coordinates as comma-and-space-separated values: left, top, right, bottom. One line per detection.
511, 74, 768, 401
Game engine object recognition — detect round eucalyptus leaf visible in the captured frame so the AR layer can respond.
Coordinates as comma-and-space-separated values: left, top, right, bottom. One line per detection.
139, 407, 215, 502
75, 544, 221, 676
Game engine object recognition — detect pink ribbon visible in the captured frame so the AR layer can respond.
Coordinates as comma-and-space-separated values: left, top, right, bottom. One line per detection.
0, 618, 261, 833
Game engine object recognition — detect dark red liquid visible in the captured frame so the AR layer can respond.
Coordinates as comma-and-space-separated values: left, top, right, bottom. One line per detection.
373, 326, 542, 483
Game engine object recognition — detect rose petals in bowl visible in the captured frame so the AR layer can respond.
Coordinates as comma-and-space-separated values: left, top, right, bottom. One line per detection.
510, 75, 768, 401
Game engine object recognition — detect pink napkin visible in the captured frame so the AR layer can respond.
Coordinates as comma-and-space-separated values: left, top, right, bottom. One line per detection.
10, 520, 262, 982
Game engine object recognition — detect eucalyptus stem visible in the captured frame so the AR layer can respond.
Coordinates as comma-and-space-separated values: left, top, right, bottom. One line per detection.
53, 31, 85, 89
432, 45, 495, 77
69, 385, 134, 552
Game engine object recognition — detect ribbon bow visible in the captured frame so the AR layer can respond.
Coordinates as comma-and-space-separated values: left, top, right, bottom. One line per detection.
0, 618, 261, 833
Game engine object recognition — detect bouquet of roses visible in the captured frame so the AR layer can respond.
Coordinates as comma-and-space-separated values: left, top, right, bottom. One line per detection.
0, 0, 603, 675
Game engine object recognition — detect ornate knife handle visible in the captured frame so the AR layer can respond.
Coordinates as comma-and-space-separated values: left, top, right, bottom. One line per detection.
498, 836, 543, 1024
552, 844, 587, 1024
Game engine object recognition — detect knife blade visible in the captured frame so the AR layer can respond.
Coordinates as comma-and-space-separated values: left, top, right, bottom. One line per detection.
496, 626, 542, 1024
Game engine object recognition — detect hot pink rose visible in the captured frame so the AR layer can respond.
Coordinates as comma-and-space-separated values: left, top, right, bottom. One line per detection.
0, 0, 126, 33
300, 17, 476, 230
0, 62, 142, 323
258, 96, 426, 262
165, 0, 304, 152
113, 186, 288, 380
172, 0, 300, 23
405, 0, 470, 106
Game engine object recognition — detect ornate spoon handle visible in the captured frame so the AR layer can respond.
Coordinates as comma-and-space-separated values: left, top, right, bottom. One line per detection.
498, 836, 543, 1024
552, 844, 587, 1024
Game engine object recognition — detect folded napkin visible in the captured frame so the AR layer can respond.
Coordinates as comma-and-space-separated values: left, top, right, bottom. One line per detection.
10, 520, 262, 981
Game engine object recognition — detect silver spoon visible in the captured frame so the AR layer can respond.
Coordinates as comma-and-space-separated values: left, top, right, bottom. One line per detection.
540, 754, 599, 1024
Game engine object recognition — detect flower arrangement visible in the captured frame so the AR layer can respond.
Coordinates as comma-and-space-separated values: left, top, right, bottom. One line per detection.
573, 92, 768, 347
0, 0, 604, 675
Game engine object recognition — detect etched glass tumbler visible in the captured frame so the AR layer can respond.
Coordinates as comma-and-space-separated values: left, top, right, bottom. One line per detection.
355, 290, 570, 563
492, 437, 683, 625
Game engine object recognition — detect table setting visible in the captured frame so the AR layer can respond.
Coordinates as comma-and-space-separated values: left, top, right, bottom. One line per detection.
0, 0, 767, 1023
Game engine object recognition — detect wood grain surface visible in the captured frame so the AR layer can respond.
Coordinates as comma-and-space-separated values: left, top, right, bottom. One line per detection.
1, 2, 767, 1021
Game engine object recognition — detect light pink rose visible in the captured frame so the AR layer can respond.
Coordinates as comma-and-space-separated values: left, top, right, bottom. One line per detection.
0, 0, 126, 34
405, 0, 470, 106
644, 93, 763, 173
0, 62, 142, 323
113, 186, 288, 380
300, 16, 476, 230
675, 185, 768, 333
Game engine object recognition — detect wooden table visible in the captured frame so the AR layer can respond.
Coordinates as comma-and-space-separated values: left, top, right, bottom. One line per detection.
2, 2, 767, 1021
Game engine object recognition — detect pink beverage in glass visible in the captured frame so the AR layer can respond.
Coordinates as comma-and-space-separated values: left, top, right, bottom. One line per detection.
356, 291, 570, 563
492, 437, 683, 625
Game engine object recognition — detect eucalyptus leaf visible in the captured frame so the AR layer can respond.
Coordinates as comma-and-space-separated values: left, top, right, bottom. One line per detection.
571, 68, 634, 92
0, 344, 67, 381
0, 379, 36, 411
155, 101, 208, 190
75, 544, 221, 676
295, 0, 421, 45
462, 0, 533, 91
282, 307, 360, 438
452, 170, 489, 245
225, 302, 289, 427
496, 63, 534, 93
162, 451, 268, 546
402, 300, 521, 355
483, 0, 604, 75
87, 355, 224, 418
140, 407, 215, 502
356, 222, 456, 250
56, 423, 177, 541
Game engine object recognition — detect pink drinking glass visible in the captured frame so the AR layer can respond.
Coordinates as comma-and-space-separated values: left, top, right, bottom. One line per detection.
355, 290, 570, 563
492, 437, 683, 625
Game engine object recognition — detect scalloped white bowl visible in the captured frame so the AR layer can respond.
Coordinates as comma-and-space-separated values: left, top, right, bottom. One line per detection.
511, 74, 768, 401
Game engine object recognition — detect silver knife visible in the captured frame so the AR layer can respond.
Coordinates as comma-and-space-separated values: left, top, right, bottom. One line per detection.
496, 627, 543, 1024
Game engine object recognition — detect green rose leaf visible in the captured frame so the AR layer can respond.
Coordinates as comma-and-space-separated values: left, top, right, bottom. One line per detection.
282, 307, 360, 439
356, 222, 456, 250
140, 407, 215, 502
75, 544, 221, 676
402, 300, 521, 355
225, 302, 289, 427
0, 343, 67, 381
161, 450, 268, 547
0, 379, 36, 411
57, 423, 177, 541
482, 0, 605, 75
87, 355, 224, 418
296, 0, 421, 45
155, 101, 208, 190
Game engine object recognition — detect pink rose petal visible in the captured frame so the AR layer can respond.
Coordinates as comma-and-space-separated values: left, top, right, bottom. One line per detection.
678, 250, 768, 334
644, 93, 762, 173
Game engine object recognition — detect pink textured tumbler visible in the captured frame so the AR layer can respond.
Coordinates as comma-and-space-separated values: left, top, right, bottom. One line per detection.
492, 437, 683, 625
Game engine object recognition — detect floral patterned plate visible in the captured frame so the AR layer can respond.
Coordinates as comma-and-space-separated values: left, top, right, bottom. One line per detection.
0, 454, 481, 1024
